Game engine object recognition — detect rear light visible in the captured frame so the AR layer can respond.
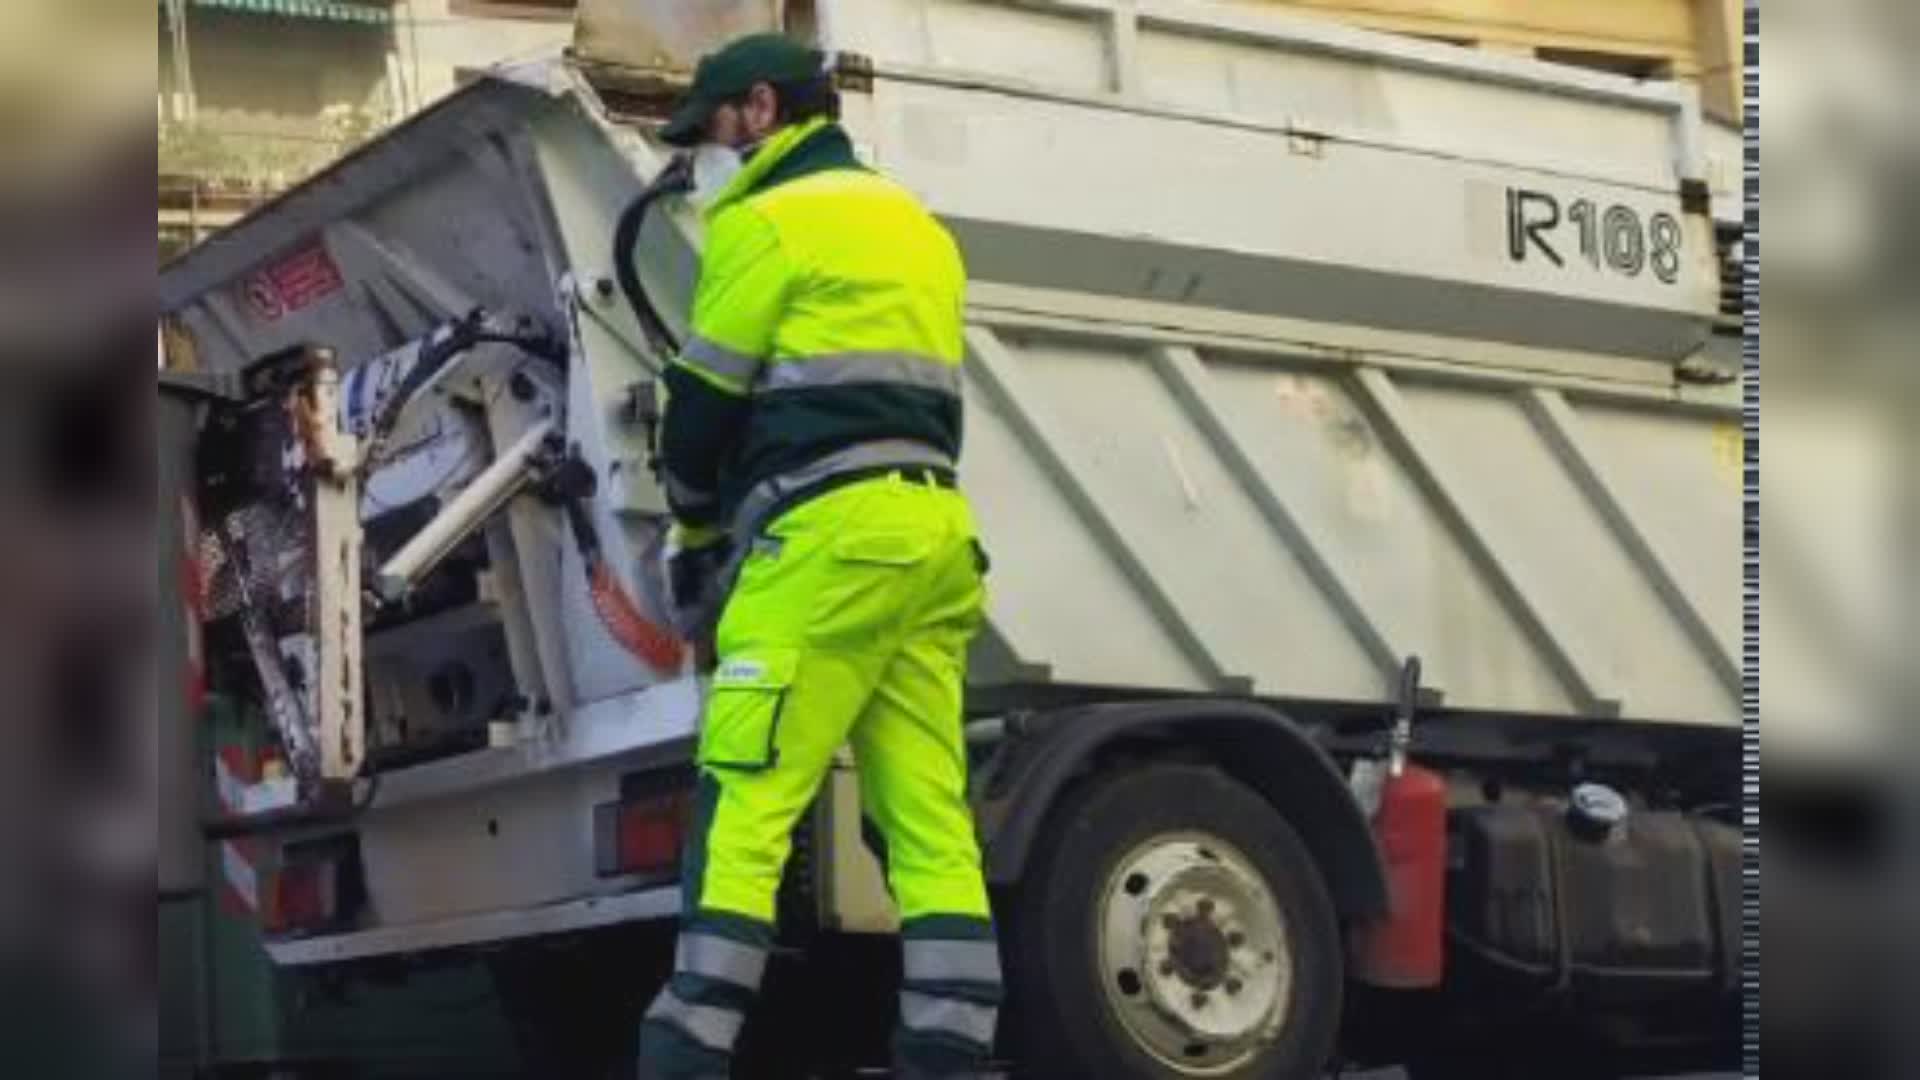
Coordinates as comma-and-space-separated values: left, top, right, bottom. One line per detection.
595, 787, 691, 879
266, 861, 337, 933
262, 835, 362, 936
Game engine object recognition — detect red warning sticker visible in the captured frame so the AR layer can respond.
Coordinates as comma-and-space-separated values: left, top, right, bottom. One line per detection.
242, 240, 344, 321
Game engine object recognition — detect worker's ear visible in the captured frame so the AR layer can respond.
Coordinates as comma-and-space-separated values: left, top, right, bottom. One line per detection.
742, 82, 780, 139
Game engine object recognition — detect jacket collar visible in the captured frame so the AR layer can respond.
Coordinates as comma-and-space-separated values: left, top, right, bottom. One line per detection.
704, 117, 864, 217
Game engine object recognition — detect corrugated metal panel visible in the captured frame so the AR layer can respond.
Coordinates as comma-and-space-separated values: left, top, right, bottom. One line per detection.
956, 314, 1739, 723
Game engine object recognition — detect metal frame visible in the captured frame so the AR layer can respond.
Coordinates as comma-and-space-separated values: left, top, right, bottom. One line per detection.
357, 678, 699, 813
305, 355, 370, 780
478, 372, 579, 716
869, 61, 1692, 194
482, 516, 552, 731
850, 0, 1706, 195
372, 418, 556, 600
265, 885, 679, 966
965, 0, 1702, 112
967, 283, 1740, 416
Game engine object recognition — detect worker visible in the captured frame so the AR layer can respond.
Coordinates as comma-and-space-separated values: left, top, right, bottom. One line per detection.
636, 33, 1002, 1080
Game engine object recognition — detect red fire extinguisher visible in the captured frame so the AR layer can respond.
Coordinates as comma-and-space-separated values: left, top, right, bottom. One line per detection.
1352, 657, 1447, 989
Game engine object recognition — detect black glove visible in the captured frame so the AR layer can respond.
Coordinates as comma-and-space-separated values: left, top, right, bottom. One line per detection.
668, 539, 730, 610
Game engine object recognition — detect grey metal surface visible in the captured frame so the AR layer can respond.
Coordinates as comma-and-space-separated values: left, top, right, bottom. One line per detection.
158, 386, 207, 895
348, 679, 699, 927
265, 885, 678, 966
363, 678, 699, 813
956, 311, 1739, 723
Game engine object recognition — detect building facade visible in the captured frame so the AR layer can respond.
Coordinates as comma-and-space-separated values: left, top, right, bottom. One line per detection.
158, 0, 573, 260
159, 0, 397, 259
1261, 0, 1743, 124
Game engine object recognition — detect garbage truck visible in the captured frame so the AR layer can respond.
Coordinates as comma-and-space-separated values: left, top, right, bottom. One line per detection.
158, 1, 1747, 1076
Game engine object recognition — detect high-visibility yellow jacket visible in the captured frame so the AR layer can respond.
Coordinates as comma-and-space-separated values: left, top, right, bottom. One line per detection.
658, 116, 968, 533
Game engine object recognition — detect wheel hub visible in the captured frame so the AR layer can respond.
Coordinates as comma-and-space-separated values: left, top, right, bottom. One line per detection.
1166, 912, 1230, 988
1098, 833, 1293, 1075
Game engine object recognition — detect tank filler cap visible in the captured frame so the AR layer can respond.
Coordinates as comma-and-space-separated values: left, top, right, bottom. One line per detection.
1568, 782, 1628, 839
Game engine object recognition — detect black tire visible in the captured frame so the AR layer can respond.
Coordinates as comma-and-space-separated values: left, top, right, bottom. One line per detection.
1004, 763, 1343, 1080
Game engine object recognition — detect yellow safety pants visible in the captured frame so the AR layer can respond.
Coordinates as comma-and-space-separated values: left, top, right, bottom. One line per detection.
641, 470, 1003, 1078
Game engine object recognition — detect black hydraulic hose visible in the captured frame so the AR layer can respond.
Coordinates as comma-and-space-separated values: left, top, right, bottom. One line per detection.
365, 312, 564, 458
613, 153, 694, 359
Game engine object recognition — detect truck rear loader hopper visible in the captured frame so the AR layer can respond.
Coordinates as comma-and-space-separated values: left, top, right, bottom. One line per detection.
159, 2, 1746, 1076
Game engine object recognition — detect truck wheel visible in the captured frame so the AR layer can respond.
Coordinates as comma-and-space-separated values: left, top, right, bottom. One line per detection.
1005, 763, 1342, 1079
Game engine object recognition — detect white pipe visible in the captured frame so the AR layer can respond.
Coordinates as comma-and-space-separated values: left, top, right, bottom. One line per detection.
375, 419, 554, 601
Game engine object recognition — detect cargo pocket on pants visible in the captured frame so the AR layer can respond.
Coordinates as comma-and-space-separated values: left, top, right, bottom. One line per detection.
699, 648, 799, 772
834, 530, 934, 567
806, 529, 935, 644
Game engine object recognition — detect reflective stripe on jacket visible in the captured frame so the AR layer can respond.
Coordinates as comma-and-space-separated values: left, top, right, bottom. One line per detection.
659, 116, 967, 528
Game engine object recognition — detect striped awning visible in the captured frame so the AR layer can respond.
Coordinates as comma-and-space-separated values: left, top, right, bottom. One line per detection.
168, 0, 393, 24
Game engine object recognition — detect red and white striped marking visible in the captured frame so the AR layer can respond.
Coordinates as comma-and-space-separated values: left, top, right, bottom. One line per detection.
182, 493, 263, 916
215, 745, 264, 917
186, 494, 302, 919
212, 743, 302, 919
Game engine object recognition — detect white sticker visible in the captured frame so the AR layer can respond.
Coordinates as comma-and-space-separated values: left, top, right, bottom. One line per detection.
717, 659, 767, 684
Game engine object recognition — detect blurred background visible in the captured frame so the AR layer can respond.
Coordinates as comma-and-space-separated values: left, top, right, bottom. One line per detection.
0, 0, 1913, 1075
1760, 1, 1919, 1078
158, 0, 584, 261
10, 4, 595, 1075
1, 4, 155, 1077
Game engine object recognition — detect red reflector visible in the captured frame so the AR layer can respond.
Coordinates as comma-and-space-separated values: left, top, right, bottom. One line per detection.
265, 860, 337, 934
616, 793, 689, 876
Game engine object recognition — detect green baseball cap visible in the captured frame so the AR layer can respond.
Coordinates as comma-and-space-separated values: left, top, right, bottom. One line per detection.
660, 33, 825, 147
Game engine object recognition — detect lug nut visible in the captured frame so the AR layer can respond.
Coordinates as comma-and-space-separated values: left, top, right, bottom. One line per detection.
1197, 897, 1215, 917
1228, 931, 1246, 948
1191, 992, 1209, 1009
1159, 960, 1175, 977
1225, 978, 1243, 995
